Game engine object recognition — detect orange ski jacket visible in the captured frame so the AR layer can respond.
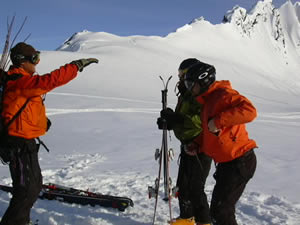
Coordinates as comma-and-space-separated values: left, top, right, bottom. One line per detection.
193, 80, 257, 163
2, 64, 78, 139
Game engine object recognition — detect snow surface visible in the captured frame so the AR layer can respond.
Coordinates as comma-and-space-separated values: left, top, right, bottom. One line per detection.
1, 0, 300, 224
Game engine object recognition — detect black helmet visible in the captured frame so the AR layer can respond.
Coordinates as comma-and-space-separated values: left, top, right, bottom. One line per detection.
178, 58, 200, 71
184, 61, 216, 94
176, 58, 200, 96
178, 58, 200, 79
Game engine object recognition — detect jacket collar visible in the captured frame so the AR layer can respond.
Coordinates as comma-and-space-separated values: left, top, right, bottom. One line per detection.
8, 66, 32, 76
196, 80, 232, 103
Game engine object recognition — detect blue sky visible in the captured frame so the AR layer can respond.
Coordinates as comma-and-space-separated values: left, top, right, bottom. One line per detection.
0, 0, 296, 50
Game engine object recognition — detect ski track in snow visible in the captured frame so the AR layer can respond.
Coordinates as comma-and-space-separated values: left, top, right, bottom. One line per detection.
46, 92, 161, 116
47, 108, 159, 116
48, 92, 161, 105
42, 153, 105, 181
257, 112, 300, 126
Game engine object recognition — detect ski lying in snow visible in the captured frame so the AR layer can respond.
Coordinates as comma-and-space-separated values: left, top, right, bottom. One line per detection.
0, 183, 134, 212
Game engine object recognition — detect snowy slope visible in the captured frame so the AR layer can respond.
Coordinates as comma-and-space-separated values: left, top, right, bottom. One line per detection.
1, 0, 300, 224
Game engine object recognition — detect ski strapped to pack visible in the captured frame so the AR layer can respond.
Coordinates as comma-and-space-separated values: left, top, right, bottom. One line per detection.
0, 15, 30, 136
149, 76, 177, 224
0, 183, 134, 212
0, 15, 29, 71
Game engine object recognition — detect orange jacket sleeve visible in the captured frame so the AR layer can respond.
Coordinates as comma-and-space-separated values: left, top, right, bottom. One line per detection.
7, 64, 78, 98
214, 91, 257, 129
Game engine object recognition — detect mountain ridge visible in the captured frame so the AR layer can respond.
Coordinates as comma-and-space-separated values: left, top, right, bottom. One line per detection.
58, 1, 300, 62
55, 0, 300, 99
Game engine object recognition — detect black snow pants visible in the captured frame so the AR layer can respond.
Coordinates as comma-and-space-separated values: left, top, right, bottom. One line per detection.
210, 149, 257, 225
176, 149, 212, 224
0, 136, 43, 225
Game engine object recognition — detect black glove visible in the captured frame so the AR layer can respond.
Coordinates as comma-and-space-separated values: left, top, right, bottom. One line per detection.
71, 58, 99, 72
161, 108, 184, 123
157, 108, 184, 130
157, 117, 172, 130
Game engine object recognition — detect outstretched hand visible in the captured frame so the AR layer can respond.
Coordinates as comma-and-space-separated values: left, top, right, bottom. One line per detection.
71, 58, 99, 72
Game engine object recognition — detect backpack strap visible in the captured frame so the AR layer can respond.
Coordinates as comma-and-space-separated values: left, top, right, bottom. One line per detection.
36, 137, 50, 152
1, 72, 27, 130
6, 73, 23, 81
5, 98, 30, 129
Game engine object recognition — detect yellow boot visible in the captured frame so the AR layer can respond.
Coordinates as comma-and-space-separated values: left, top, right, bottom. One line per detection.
169, 217, 195, 225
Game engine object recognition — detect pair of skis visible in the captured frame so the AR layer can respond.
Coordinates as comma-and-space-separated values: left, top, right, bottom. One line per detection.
0, 183, 134, 212
0, 15, 29, 71
149, 76, 176, 224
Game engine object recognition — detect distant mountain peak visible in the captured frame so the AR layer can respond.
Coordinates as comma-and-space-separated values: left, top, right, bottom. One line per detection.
57, 30, 93, 51
222, 0, 300, 57
223, 0, 276, 34
189, 16, 205, 24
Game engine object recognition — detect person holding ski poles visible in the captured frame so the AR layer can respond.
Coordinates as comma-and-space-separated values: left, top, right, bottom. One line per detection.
157, 58, 212, 225
182, 61, 257, 225
0, 42, 98, 225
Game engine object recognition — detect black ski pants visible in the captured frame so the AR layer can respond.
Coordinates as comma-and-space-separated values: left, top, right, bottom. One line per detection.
0, 136, 42, 225
210, 149, 257, 225
176, 149, 212, 224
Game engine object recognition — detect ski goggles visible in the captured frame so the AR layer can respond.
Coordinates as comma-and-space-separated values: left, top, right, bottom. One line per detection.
178, 68, 188, 79
27, 51, 40, 64
184, 80, 195, 91
18, 51, 40, 65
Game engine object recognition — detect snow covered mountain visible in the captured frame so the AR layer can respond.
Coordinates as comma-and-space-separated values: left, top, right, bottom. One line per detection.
57, 0, 300, 98
224, 0, 300, 63
1, 0, 300, 224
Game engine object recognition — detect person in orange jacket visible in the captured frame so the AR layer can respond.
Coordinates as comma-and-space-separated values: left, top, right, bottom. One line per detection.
183, 61, 257, 225
0, 42, 98, 225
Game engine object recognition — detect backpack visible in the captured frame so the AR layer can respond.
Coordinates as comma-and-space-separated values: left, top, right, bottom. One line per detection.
0, 69, 29, 163
0, 16, 34, 163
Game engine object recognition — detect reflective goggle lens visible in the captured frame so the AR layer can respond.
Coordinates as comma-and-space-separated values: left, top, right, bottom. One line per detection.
184, 80, 195, 91
31, 51, 40, 64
